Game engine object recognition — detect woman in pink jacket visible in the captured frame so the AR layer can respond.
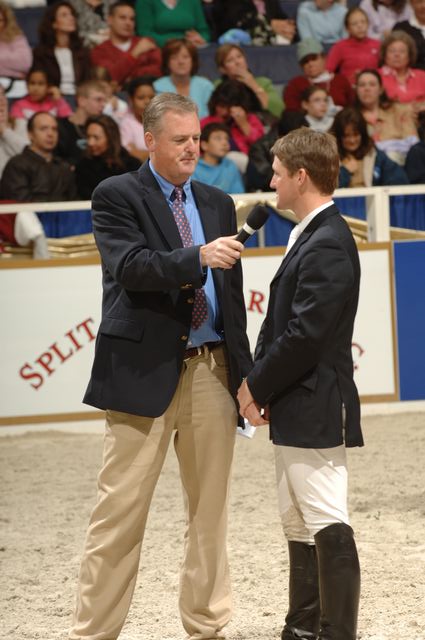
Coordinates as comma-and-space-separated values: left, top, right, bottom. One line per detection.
201, 79, 264, 155
0, 2, 32, 98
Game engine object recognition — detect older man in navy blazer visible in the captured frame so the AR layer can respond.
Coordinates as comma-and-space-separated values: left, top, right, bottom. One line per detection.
238, 128, 363, 640
69, 93, 252, 640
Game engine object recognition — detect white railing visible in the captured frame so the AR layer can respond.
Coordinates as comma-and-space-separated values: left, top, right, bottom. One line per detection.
1, 185, 425, 244
229, 185, 425, 243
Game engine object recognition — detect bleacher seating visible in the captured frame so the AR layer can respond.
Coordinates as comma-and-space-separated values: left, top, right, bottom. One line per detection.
14, 7, 300, 86
198, 43, 299, 85
6, 2, 423, 248
14, 6, 44, 48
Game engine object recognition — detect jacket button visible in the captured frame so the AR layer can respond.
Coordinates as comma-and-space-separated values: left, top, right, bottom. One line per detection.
187, 298, 194, 304
181, 335, 188, 341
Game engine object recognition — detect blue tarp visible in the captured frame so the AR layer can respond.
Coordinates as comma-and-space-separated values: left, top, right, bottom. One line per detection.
36, 194, 425, 241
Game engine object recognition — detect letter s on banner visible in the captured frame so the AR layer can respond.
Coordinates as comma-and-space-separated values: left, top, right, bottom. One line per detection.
19, 363, 44, 390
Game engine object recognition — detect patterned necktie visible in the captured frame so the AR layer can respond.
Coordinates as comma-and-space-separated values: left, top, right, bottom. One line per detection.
171, 187, 208, 329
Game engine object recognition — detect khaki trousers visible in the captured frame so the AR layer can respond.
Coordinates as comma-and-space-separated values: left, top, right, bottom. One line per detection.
69, 345, 237, 640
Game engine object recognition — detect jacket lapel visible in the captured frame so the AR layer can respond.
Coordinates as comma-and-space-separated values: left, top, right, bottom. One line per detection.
191, 180, 222, 243
137, 163, 184, 250
270, 204, 340, 285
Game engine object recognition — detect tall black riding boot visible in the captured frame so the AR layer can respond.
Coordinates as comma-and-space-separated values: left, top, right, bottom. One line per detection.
314, 523, 360, 640
281, 541, 320, 640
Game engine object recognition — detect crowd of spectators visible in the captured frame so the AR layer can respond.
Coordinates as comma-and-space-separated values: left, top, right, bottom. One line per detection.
0, 0, 425, 220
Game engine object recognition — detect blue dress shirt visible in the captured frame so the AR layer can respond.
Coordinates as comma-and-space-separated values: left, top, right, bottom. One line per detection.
149, 160, 223, 348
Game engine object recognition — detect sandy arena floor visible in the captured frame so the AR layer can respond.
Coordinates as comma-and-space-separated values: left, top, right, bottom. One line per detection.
1, 412, 425, 640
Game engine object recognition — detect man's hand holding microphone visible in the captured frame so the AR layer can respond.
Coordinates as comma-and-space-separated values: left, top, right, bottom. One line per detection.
200, 204, 270, 270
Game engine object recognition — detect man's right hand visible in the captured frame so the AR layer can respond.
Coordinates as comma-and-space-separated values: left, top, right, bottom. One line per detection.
131, 37, 157, 57
200, 236, 244, 269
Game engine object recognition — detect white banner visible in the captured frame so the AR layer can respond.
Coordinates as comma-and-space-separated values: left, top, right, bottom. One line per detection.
0, 244, 396, 421
242, 246, 396, 398
1, 265, 102, 418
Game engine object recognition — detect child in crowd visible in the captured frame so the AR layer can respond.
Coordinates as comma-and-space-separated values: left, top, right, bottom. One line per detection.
10, 68, 73, 135
326, 7, 380, 86
301, 85, 335, 131
119, 76, 155, 163
277, 85, 335, 140
193, 122, 244, 194
91, 66, 129, 124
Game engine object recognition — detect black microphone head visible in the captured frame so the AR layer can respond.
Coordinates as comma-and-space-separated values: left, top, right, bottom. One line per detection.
246, 204, 269, 230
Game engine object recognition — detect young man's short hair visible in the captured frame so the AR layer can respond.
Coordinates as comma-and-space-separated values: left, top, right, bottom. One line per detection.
108, 0, 134, 16
200, 122, 230, 144
76, 80, 107, 99
271, 128, 339, 195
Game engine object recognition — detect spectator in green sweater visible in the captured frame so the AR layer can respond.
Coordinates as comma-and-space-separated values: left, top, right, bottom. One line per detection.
214, 43, 284, 118
135, 0, 210, 47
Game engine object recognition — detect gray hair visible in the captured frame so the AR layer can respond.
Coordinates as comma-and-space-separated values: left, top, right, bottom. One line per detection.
379, 30, 417, 67
143, 93, 198, 135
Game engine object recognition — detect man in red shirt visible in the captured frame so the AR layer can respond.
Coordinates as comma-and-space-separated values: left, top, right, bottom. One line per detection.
284, 38, 354, 112
91, 0, 162, 89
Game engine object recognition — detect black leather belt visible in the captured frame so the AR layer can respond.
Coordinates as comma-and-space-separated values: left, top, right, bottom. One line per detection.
184, 341, 223, 359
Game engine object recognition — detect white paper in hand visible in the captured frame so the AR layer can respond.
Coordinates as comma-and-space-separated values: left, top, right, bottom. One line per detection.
236, 419, 257, 439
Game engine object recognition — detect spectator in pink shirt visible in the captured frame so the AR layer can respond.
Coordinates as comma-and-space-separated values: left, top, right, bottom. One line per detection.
393, 0, 425, 70
10, 69, 73, 134
0, 2, 32, 98
379, 30, 425, 110
119, 76, 155, 162
326, 7, 380, 86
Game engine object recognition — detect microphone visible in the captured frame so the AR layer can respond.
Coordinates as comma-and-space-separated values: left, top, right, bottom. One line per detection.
236, 204, 269, 244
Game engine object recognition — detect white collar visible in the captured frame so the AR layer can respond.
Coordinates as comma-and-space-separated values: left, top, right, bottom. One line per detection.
297, 200, 334, 235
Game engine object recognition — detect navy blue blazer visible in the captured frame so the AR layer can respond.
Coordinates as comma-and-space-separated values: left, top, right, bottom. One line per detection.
247, 204, 364, 449
83, 162, 252, 419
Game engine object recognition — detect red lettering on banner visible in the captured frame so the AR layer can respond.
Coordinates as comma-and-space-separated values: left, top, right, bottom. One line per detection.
19, 363, 44, 390
50, 341, 73, 363
36, 351, 55, 375
352, 342, 365, 370
18, 318, 97, 391
247, 290, 265, 314
65, 329, 82, 351
76, 317, 96, 341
